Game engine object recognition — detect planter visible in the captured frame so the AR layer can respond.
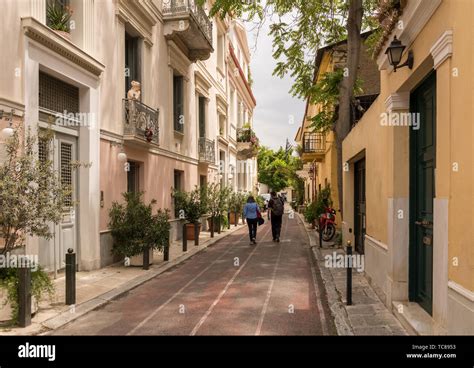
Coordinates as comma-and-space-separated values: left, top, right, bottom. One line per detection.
53, 30, 72, 41
185, 222, 201, 241
129, 248, 154, 267
207, 217, 221, 232
229, 212, 240, 225
237, 142, 258, 160
0, 287, 38, 323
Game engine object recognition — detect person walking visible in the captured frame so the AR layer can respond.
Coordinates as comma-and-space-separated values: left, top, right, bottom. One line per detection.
243, 196, 260, 245
268, 191, 284, 242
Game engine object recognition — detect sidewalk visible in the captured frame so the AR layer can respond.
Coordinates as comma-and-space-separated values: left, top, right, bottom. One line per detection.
298, 214, 408, 335
0, 224, 245, 336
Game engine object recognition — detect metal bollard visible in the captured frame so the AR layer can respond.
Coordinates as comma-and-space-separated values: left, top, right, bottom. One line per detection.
143, 246, 150, 270
227, 211, 231, 229
217, 215, 221, 234
210, 216, 214, 238
164, 239, 170, 261
194, 223, 199, 246
18, 266, 32, 327
65, 248, 76, 305
346, 240, 353, 306
319, 217, 323, 248
182, 223, 187, 252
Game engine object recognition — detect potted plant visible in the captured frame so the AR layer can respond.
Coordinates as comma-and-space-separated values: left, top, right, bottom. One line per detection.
237, 123, 259, 159
46, 1, 74, 40
229, 191, 245, 226
109, 192, 170, 268
0, 128, 70, 324
173, 188, 207, 241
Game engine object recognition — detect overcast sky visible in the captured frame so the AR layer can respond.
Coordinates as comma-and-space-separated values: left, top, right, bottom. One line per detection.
247, 21, 306, 151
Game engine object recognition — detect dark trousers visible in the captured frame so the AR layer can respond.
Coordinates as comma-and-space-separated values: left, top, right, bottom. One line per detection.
271, 215, 283, 240
247, 218, 258, 240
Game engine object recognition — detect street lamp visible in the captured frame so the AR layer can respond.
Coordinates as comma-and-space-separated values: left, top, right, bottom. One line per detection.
385, 36, 414, 72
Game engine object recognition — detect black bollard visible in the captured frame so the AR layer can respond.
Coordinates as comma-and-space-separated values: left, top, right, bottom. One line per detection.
65, 248, 76, 305
164, 239, 170, 261
18, 267, 31, 327
194, 222, 200, 246
234, 213, 238, 227
217, 215, 221, 234
319, 217, 323, 248
210, 216, 214, 238
182, 223, 187, 252
227, 211, 231, 229
143, 246, 150, 270
346, 240, 353, 306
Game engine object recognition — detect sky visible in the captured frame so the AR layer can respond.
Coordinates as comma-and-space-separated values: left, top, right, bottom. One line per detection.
247, 21, 306, 151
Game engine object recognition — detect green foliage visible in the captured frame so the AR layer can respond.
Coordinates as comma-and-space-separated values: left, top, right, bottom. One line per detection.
0, 267, 54, 323
108, 192, 170, 258
308, 69, 364, 133
304, 185, 333, 223
228, 191, 246, 214
255, 195, 265, 209
204, 183, 232, 217
46, 1, 73, 32
173, 187, 207, 223
304, 200, 318, 223
0, 128, 72, 255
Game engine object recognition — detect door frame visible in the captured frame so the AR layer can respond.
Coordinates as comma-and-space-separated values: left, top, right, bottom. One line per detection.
354, 157, 366, 254
409, 71, 436, 315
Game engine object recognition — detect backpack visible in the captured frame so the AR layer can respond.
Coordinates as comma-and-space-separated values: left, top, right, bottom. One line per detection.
272, 197, 284, 216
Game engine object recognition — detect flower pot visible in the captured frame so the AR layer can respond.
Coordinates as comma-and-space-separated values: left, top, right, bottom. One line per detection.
0, 287, 38, 323
129, 248, 154, 267
229, 212, 240, 225
53, 30, 72, 41
186, 223, 201, 241
207, 217, 220, 232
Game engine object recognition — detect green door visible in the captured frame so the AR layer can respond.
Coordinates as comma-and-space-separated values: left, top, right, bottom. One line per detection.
409, 72, 436, 315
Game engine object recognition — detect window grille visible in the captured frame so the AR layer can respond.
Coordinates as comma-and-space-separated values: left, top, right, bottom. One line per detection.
60, 142, 73, 207
39, 72, 79, 114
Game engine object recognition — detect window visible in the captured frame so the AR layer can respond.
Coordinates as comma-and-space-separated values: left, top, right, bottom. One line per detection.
200, 175, 207, 188
125, 32, 141, 98
60, 142, 73, 207
39, 72, 79, 114
173, 170, 184, 217
173, 75, 184, 132
217, 33, 225, 71
198, 96, 206, 138
127, 161, 140, 193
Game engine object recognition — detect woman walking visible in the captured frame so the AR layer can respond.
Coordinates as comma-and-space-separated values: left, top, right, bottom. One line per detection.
243, 196, 260, 245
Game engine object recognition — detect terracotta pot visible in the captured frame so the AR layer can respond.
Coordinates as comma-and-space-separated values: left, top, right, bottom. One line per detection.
229, 212, 240, 225
207, 217, 220, 232
186, 223, 201, 241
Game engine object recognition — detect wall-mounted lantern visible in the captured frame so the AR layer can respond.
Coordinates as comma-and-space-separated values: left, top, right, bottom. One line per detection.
385, 36, 414, 72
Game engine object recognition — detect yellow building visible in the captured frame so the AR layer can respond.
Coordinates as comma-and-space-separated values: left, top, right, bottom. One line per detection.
295, 34, 380, 228
342, 0, 473, 334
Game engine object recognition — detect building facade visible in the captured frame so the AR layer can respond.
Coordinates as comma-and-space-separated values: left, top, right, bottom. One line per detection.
341, 0, 473, 334
0, 0, 256, 273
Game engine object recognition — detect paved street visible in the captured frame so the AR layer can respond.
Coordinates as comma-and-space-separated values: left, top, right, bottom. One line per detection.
52, 214, 336, 335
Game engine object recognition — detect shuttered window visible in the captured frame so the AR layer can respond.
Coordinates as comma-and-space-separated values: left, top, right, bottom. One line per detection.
39, 72, 79, 114
60, 142, 73, 207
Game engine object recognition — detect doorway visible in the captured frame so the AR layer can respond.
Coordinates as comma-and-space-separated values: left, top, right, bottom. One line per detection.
354, 158, 366, 254
409, 71, 436, 315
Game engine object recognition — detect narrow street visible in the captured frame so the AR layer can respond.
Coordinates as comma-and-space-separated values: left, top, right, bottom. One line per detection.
52, 214, 336, 336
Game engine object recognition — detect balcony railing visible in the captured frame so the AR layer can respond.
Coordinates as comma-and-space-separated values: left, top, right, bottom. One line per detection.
199, 137, 215, 163
302, 132, 325, 154
123, 99, 159, 145
162, 0, 213, 45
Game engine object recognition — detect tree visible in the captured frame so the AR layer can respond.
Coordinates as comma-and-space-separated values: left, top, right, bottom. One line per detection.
206, 0, 378, 219
0, 128, 71, 255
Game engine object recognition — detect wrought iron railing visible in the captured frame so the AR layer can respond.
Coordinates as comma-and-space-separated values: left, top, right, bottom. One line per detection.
302, 132, 325, 154
198, 137, 215, 163
162, 0, 213, 45
123, 99, 159, 145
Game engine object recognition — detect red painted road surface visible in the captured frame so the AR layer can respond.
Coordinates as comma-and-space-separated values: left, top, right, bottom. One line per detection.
53, 214, 337, 335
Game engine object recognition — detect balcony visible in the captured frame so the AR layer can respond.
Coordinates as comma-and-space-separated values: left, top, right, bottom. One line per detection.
162, 0, 214, 61
301, 132, 325, 163
237, 127, 259, 160
123, 99, 159, 146
199, 137, 215, 164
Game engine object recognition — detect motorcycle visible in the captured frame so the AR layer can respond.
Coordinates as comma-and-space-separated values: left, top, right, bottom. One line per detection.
317, 206, 337, 241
